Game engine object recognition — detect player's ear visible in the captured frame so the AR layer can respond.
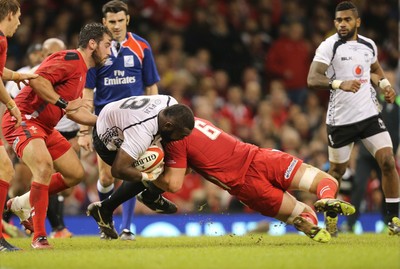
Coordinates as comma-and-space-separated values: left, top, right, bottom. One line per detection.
88, 39, 97, 50
356, 17, 361, 28
126, 15, 130, 25
102, 17, 106, 26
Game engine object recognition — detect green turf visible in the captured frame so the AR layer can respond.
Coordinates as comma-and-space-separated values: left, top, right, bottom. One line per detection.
0, 234, 399, 269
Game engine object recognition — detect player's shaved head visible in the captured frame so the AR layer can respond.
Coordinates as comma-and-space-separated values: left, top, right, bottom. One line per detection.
42, 38, 66, 57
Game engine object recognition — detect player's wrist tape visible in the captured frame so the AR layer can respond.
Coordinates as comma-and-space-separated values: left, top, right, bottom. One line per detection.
6, 99, 16, 110
141, 172, 155, 182
55, 97, 68, 109
378, 78, 391, 89
329, 80, 343, 90
11, 72, 20, 81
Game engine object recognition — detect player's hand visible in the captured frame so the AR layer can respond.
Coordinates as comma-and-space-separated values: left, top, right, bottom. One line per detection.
6, 99, 22, 128
141, 163, 164, 186
383, 86, 396, 104
65, 98, 83, 114
13, 73, 39, 90
340, 80, 361, 93
78, 134, 93, 152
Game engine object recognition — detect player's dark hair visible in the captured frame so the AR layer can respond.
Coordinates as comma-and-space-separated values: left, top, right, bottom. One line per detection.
0, 0, 20, 22
164, 104, 195, 131
335, 1, 358, 17
102, 0, 128, 16
78, 22, 112, 49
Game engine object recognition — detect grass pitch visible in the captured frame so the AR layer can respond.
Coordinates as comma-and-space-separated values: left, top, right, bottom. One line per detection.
0, 233, 399, 269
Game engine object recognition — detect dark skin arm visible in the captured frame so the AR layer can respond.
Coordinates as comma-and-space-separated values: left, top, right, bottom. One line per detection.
307, 61, 361, 93
370, 61, 396, 104
111, 148, 143, 182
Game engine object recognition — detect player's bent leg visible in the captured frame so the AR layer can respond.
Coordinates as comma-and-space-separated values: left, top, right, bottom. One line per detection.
137, 186, 178, 214
388, 217, 400, 236
0, 146, 14, 182
22, 139, 56, 248
0, 148, 21, 251
314, 198, 355, 216
6, 197, 34, 234
87, 202, 118, 239
53, 148, 86, 188
0, 237, 22, 252
276, 192, 330, 243
97, 158, 115, 201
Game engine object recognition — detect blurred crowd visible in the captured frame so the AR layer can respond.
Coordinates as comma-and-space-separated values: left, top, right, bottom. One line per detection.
3, 0, 400, 217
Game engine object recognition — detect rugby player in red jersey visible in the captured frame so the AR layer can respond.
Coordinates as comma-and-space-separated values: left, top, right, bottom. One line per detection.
0, 0, 38, 252
151, 118, 357, 243
3, 22, 112, 249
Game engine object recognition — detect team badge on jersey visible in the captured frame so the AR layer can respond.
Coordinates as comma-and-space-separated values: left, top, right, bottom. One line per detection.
352, 65, 364, 77
124, 55, 134, 67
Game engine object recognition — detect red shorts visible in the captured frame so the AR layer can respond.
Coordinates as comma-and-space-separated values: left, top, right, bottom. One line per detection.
233, 148, 303, 218
2, 113, 71, 160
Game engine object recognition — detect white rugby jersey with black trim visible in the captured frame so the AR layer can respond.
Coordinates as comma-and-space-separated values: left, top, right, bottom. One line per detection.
313, 33, 380, 126
96, 95, 177, 160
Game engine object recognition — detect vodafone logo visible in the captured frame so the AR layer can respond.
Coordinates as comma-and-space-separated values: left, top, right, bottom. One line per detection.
352, 65, 364, 77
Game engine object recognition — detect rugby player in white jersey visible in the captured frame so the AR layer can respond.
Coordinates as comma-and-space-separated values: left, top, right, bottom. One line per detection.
307, 1, 399, 236
85, 94, 194, 238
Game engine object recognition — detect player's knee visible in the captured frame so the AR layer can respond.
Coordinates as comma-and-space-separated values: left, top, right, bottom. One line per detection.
99, 172, 114, 186
66, 166, 85, 186
0, 162, 14, 182
379, 154, 396, 172
328, 165, 346, 180
32, 160, 54, 181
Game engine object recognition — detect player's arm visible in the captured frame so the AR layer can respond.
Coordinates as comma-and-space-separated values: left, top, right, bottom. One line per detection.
77, 87, 94, 151
370, 61, 396, 104
112, 148, 163, 183
307, 61, 361, 93
2, 67, 38, 82
29, 75, 66, 105
153, 166, 186, 192
145, 83, 158, 95
0, 78, 21, 127
65, 101, 97, 126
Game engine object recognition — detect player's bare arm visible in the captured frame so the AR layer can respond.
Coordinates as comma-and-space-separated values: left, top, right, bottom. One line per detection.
77, 87, 95, 151
66, 102, 97, 126
0, 79, 21, 127
153, 166, 186, 192
2, 67, 38, 83
111, 148, 143, 182
308, 61, 360, 93
370, 61, 396, 104
29, 75, 64, 104
145, 83, 158, 95
307, 61, 331, 90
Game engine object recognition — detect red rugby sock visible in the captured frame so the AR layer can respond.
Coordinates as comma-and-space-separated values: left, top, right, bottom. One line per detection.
316, 178, 337, 199
0, 179, 9, 239
300, 212, 318, 225
48, 172, 69, 195
30, 182, 49, 240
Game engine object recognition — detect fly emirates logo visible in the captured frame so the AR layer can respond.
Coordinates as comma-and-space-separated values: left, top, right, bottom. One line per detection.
104, 70, 136, 86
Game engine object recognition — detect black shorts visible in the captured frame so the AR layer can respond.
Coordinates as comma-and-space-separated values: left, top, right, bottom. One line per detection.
327, 115, 388, 148
93, 125, 116, 166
